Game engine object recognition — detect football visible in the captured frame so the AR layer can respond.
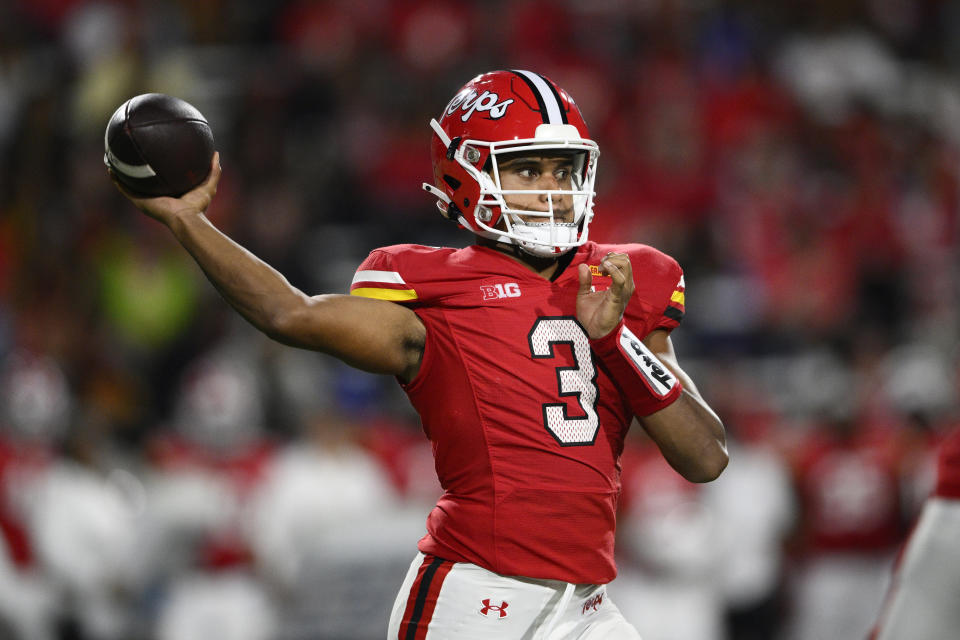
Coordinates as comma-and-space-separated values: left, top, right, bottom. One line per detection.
104, 93, 215, 198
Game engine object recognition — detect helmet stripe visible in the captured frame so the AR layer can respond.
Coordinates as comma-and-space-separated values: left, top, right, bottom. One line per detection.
511, 69, 565, 125
533, 72, 569, 125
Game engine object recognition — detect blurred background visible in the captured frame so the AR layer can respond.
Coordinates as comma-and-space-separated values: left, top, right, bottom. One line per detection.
1, 0, 959, 638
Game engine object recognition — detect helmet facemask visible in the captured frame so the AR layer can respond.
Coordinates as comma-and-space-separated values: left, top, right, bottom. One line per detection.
481, 137, 597, 257
427, 120, 599, 258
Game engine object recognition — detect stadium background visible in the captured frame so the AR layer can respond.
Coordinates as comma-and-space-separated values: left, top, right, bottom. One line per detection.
1, 1, 958, 638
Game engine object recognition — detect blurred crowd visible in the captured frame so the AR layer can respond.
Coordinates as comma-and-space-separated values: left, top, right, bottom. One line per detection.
1, 1, 959, 639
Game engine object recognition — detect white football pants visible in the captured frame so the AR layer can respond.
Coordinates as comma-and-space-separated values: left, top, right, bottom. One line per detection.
387, 552, 642, 640
872, 497, 960, 640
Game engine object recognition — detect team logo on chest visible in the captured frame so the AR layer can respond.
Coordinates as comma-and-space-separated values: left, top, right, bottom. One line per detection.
480, 282, 522, 300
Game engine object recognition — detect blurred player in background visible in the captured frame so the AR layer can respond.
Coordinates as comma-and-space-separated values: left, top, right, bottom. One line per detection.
787, 408, 905, 640
870, 426, 960, 640
112, 70, 727, 639
142, 350, 279, 640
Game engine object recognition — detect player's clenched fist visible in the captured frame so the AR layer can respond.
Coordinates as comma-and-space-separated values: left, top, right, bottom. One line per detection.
576, 252, 635, 339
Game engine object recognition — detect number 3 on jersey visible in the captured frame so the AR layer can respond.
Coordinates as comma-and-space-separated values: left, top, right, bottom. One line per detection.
527, 317, 600, 446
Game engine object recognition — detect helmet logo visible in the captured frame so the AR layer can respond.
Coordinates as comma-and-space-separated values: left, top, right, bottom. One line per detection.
446, 89, 514, 122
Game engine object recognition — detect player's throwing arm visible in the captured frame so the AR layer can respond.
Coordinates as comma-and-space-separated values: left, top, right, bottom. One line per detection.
110, 153, 426, 383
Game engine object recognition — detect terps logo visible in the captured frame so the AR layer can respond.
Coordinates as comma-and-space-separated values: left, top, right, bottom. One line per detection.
446, 89, 514, 122
480, 282, 521, 300
628, 339, 674, 388
581, 593, 603, 615
479, 599, 508, 618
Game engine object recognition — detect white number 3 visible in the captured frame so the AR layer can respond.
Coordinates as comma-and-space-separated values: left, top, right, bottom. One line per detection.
527, 317, 600, 446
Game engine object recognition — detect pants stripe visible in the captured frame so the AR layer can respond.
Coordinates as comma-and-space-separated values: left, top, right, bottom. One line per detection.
400, 555, 453, 640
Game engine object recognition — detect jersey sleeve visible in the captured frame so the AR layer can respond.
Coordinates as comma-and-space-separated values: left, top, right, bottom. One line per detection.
618, 244, 685, 335
656, 270, 685, 332
349, 248, 419, 303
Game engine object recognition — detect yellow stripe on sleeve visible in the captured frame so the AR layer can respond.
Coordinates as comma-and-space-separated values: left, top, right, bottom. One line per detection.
350, 287, 419, 301
670, 290, 685, 305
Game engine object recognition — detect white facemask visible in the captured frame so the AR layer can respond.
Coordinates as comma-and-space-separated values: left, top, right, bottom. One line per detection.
427, 121, 600, 257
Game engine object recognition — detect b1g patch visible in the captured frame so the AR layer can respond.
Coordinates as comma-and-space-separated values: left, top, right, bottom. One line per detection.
618, 326, 677, 398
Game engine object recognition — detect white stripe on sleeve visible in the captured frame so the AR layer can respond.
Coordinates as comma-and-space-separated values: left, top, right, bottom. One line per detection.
351, 270, 407, 285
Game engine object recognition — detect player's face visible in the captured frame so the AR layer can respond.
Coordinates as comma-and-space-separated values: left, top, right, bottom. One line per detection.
496, 153, 576, 223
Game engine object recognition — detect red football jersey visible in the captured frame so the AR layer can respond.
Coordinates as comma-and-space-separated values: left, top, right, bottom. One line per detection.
350, 241, 684, 584
793, 426, 904, 552
934, 427, 960, 499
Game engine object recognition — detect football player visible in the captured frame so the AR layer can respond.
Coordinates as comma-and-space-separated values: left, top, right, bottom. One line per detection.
112, 70, 728, 639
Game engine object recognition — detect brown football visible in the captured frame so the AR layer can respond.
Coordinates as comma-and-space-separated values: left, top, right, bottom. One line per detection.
104, 93, 214, 197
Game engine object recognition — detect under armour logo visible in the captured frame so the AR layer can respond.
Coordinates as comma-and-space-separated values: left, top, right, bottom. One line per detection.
479, 599, 509, 618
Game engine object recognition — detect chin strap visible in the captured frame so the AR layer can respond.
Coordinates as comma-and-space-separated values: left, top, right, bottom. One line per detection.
422, 183, 453, 215
421, 182, 450, 205
422, 182, 469, 226
424, 118, 458, 221
423, 180, 580, 256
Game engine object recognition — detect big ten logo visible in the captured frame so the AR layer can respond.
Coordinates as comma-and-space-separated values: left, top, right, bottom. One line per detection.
480, 282, 522, 301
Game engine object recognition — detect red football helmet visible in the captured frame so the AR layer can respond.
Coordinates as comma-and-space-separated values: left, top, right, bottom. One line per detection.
423, 70, 599, 257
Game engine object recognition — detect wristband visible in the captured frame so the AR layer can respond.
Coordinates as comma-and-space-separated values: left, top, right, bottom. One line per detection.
590, 321, 682, 416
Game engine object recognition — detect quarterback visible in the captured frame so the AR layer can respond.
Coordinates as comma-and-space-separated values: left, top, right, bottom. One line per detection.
113, 70, 727, 639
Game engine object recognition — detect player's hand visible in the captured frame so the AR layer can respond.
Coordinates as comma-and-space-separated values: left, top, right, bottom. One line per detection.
576, 252, 635, 339
109, 152, 221, 227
